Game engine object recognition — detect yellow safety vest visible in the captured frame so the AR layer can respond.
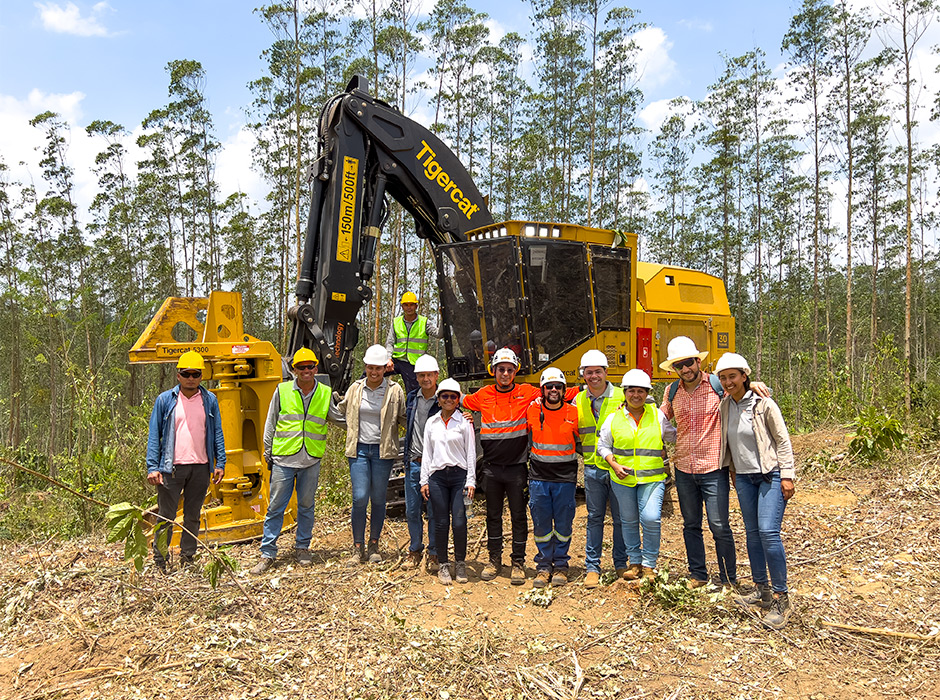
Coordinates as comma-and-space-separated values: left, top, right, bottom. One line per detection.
576, 385, 624, 469
608, 403, 666, 487
392, 315, 429, 364
272, 381, 330, 458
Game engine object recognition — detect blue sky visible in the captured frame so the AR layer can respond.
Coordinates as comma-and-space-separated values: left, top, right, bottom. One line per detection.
0, 0, 936, 219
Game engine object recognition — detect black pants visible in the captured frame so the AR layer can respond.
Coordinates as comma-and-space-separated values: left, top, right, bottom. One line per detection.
385, 357, 418, 394
428, 466, 469, 565
482, 462, 528, 565
152, 462, 210, 564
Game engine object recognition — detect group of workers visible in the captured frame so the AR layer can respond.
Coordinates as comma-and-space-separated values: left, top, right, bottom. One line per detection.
145, 293, 797, 630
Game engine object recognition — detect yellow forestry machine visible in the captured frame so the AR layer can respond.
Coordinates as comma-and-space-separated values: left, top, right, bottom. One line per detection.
129, 76, 734, 544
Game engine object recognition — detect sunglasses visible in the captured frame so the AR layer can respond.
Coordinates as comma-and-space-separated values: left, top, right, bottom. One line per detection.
672, 358, 696, 370
178, 370, 202, 379
438, 392, 460, 401
294, 364, 317, 371
543, 383, 565, 391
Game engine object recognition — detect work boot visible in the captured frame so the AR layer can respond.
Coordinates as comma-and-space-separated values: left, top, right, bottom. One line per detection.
294, 548, 312, 567
763, 592, 792, 630
367, 540, 382, 564
623, 564, 643, 581
154, 558, 168, 575
615, 567, 628, 580
455, 561, 468, 584
250, 556, 274, 575
481, 560, 501, 581
686, 577, 709, 590
438, 562, 453, 586
426, 554, 440, 573
511, 563, 526, 586
533, 570, 551, 588
737, 582, 773, 609
347, 544, 365, 565
640, 566, 657, 582
583, 571, 600, 589
551, 569, 568, 587
402, 550, 422, 570
179, 554, 195, 570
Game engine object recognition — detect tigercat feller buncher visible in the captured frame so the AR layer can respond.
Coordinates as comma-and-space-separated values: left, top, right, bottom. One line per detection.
129, 75, 735, 544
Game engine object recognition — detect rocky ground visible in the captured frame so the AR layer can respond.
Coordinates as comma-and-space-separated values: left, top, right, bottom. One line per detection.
1, 430, 939, 700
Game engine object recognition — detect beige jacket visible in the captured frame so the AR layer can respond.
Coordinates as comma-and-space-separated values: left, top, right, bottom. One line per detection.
336, 378, 407, 460
719, 394, 796, 480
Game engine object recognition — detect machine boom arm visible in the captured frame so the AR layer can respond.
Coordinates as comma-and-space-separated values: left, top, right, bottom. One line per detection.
288, 76, 493, 391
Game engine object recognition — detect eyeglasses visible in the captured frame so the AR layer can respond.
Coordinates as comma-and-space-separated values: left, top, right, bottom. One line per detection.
294, 364, 317, 371
178, 370, 202, 379
672, 358, 696, 370
543, 383, 565, 391
438, 392, 460, 401
495, 366, 516, 374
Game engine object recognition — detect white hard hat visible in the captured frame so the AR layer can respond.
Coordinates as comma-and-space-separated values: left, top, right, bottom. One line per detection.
363, 344, 389, 366
659, 336, 708, 372
714, 352, 751, 376
621, 368, 653, 390
539, 367, 566, 387
413, 354, 440, 373
492, 347, 519, 368
579, 349, 608, 374
436, 377, 462, 397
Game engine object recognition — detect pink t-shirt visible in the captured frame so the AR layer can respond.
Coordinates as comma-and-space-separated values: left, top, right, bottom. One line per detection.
173, 391, 208, 464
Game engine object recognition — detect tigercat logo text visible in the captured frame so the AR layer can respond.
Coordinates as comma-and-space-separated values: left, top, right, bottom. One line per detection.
416, 141, 481, 220
337, 156, 357, 262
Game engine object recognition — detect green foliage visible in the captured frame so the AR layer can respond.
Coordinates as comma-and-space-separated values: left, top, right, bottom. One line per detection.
641, 568, 723, 611
849, 406, 907, 462
518, 585, 554, 607
106, 501, 148, 572
204, 547, 239, 589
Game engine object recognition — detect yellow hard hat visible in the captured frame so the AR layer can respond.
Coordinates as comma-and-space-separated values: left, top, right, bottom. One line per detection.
400, 291, 418, 304
177, 351, 205, 371
291, 347, 319, 367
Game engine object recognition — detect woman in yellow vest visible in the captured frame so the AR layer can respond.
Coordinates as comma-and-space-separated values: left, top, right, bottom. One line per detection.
597, 369, 676, 582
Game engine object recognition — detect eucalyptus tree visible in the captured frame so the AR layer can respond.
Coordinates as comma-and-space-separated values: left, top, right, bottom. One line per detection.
0, 159, 25, 448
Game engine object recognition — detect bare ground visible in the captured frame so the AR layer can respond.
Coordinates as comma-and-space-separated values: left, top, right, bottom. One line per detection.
1, 431, 939, 700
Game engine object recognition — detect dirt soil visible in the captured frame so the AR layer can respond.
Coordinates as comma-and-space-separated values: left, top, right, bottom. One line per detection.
1, 432, 939, 700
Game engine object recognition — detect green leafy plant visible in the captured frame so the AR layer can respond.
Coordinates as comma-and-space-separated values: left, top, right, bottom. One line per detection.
204, 547, 239, 588
105, 502, 149, 572
641, 568, 721, 611
519, 586, 555, 607
849, 406, 907, 462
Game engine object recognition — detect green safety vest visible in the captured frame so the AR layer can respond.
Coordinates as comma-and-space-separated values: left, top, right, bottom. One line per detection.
392, 315, 429, 364
608, 403, 666, 487
272, 381, 331, 458
576, 385, 624, 469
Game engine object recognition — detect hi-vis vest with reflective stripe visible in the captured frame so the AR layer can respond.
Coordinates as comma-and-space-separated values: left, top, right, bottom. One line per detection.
527, 402, 579, 463
392, 315, 429, 364
272, 381, 331, 458
608, 403, 666, 487
576, 385, 624, 469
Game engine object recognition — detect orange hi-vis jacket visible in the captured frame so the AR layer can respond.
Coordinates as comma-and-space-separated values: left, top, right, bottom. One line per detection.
527, 400, 580, 482
463, 383, 540, 466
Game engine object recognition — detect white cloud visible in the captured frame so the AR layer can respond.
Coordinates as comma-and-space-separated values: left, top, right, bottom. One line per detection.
677, 19, 713, 33
216, 124, 267, 208
36, 1, 113, 37
632, 27, 677, 91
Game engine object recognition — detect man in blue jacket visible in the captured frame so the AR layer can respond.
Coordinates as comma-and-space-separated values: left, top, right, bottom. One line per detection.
401, 354, 442, 572
146, 351, 226, 572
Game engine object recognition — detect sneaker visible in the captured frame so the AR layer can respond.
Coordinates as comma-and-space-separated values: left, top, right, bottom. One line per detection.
551, 569, 568, 586
584, 571, 600, 589
686, 577, 709, 590
426, 554, 440, 573
250, 556, 274, 575
438, 562, 453, 585
347, 544, 365, 565
367, 540, 382, 564
402, 550, 422, 570
455, 561, 468, 584
533, 570, 551, 588
640, 566, 657, 582
481, 560, 501, 581
294, 549, 312, 567
763, 592, 792, 630
736, 582, 773, 609
511, 564, 526, 586
622, 564, 643, 581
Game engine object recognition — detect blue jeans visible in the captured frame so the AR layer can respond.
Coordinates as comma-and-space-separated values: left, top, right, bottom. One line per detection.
675, 468, 737, 583
736, 472, 788, 593
348, 442, 394, 545
428, 466, 469, 564
610, 479, 666, 569
529, 480, 576, 571
405, 460, 436, 556
584, 466, 626, 573
260, 463, 321, 558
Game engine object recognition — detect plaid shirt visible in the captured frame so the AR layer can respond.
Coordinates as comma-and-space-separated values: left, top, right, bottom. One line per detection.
660, 373, 722, 474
